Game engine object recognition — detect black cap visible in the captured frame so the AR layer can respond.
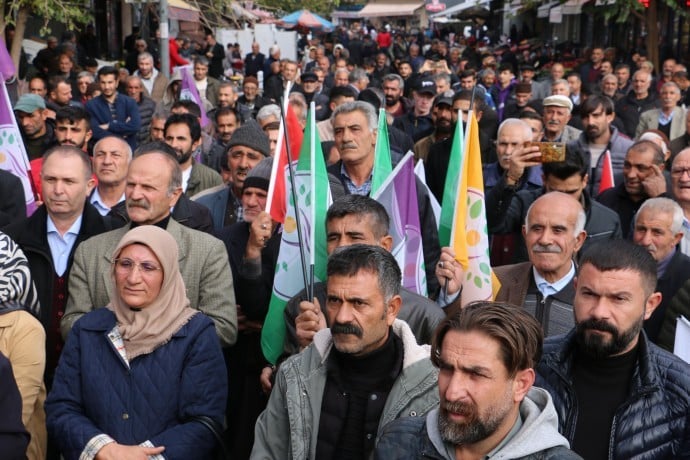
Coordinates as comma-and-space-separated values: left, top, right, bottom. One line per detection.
301, 72, 318, 83
434, 92, 452, 107
415, 77, 436, 95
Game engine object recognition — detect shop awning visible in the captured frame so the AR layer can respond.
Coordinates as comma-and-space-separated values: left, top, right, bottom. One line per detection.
562, 0, 587, 15
430, 0, 489, 18
169, 0, 200, 22
357, 1, 424, 17
537, 1, 558, 18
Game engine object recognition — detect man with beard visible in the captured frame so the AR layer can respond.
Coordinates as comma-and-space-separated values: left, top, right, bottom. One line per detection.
413, 92, 455, 163
382, 74, 412, 118
376, 302, 580, 460
251, 245, 438, 459
206, 107, 241, 173
536, 240, 690, 459
567, 95, 633, 195
541, 95, 582, 143
14, 94, 55, 161
163, 113, 222, 197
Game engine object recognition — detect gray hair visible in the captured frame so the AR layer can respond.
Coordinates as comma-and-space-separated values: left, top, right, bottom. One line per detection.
434, 72, 451, 86
349, 68, 369, 85
636, 197, 685, 234
660, 81, 681, 94
497, 118, 532, 142
382, 73, 404, 90
524, 193, 587, 236
137, 52, 154, 64
551, 78, 569, 88
257, 104, 281, 124
327, 244, 401, 302
93, 135, 133, 160
77, 71, 93, 82
331, 100, 378, 132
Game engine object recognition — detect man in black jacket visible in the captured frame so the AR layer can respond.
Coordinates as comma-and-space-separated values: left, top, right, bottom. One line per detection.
2, 146, 112, 386
536, 240, 690, 459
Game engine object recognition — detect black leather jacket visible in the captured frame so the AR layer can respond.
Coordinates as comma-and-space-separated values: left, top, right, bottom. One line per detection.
536, 331, 690, 459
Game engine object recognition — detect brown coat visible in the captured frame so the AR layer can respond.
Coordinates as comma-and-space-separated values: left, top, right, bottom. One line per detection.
0, 310, 46, 460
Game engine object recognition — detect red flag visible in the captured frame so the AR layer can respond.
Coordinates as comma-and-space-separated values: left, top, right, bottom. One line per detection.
598, 150, 615, 194
266, 103, 304, 223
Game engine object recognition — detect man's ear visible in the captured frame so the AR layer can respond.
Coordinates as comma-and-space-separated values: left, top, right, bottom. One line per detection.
512, 368, 535, 403
386, 294, 402, 325
643, 291, 662, 320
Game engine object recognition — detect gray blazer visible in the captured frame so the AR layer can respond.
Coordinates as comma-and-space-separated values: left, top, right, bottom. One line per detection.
636, 106, 687, 140
61, 219, 237, 347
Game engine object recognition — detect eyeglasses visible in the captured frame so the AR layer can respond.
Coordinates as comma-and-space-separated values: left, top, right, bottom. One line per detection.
113, 258, 161, 274
671, 168, 690, 177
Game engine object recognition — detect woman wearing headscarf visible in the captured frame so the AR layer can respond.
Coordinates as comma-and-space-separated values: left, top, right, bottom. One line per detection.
46, 225, 227, 460
0, 231, 46, 460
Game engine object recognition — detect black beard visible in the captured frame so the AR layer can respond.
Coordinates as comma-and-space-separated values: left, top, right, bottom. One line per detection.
177, 150, 193, 165
575, 316, 643, 358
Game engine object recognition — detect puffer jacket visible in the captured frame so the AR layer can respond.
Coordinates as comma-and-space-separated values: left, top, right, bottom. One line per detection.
536, 331, 690, 459
46, 309, 227, 460
251, 319, 439, 460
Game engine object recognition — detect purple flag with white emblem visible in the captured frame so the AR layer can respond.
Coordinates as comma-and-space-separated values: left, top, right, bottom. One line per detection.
0, 77, 36, 215
372, 152, 427, 296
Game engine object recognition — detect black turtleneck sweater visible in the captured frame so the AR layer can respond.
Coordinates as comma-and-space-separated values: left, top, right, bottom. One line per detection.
316, 329, 403, 460
571, 342, 639, 460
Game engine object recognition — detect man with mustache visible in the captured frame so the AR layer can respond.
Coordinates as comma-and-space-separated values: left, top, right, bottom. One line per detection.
251, 245, 439, 459
635, 81, 686, 140
630, 198, 690, 344
489, 192, 586, 336
376, 302, 581, 460
541, 95, 581, 143
330, 101, 440, 295
536, 240, 690, 459
61, 146, 237, 348
566, 95, 633, 195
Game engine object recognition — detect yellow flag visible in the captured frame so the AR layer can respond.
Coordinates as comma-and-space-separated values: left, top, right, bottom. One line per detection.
450, 111, 501, 304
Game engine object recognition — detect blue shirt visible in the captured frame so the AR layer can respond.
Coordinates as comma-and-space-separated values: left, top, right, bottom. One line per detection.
89, 188, 125, 216
340, 163, 372, 196
533, 262, 575, 298
47, 215, 82, 276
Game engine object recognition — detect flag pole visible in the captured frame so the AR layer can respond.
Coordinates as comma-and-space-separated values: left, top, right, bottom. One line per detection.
308, 102, 316, 302
279, 85, 311, 298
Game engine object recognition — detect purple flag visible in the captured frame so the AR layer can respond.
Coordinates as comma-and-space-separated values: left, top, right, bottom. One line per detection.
0, 78, 36, 215
372, 152, 427, 296
0, 38, 16, 79
179, 66, 210, 128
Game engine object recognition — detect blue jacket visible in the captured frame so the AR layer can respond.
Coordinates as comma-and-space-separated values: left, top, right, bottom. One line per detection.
86, 94, 142, 151
46, 309, 227, 460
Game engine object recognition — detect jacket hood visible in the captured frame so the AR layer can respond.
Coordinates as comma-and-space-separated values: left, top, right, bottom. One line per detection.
312, 318, 431, 369
426, 387, 570, 459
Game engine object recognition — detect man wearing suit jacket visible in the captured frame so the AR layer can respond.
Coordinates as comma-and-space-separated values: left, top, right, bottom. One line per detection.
441, 192, 586, 338
636, 82, 686, 141
61, 149, 237, 347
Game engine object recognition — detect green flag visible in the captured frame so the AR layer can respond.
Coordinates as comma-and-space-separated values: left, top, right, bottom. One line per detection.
260, 103, 331, 364
370, 108, 393, 195
438, 112, 465, 247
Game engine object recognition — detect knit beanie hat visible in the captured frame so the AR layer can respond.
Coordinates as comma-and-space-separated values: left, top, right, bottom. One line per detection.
243, 156, 273, 191
227, 120, 271, 157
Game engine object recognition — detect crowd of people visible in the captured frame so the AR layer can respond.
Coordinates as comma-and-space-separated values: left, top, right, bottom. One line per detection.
1, 21, 690, 460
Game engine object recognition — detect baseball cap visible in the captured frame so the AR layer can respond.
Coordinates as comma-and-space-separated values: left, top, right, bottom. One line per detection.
415, 77, 436, 95
301, 72, 318, 83
434, 92, 453, 107
14, 94, 45, 113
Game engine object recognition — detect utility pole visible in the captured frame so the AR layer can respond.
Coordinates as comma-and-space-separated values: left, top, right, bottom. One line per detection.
160, 0, 170, 78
